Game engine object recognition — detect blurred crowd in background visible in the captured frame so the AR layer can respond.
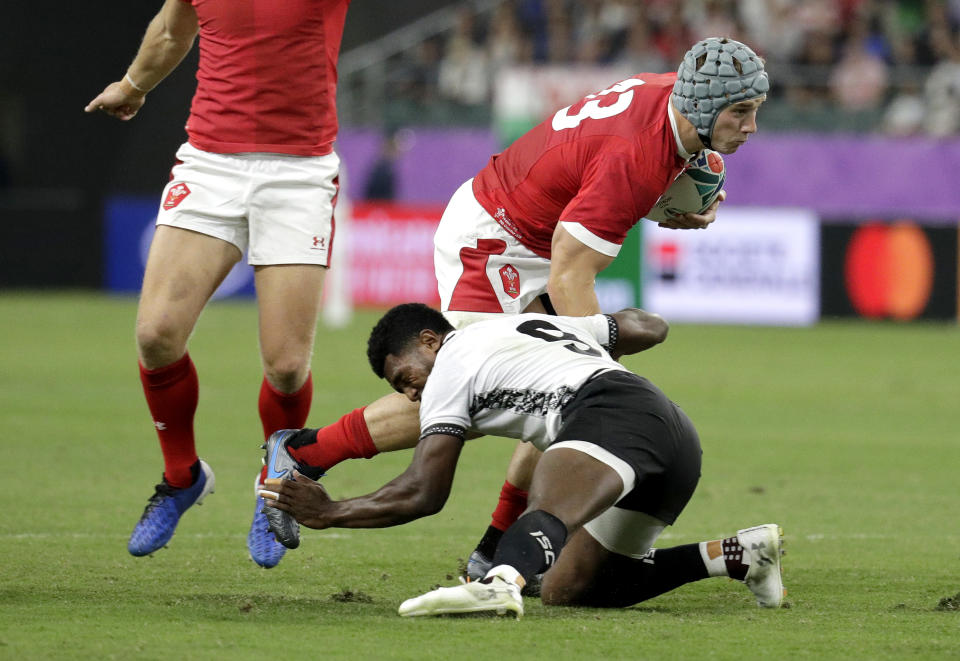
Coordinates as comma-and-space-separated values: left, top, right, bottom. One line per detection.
350, 0, 960, 135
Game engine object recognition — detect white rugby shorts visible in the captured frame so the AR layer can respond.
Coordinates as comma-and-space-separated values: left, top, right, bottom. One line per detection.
435, 179, 551, 329
156, 142, 340, 266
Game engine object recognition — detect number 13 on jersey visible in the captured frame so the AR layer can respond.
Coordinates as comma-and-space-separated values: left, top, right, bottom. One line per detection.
551, 78, 646, 131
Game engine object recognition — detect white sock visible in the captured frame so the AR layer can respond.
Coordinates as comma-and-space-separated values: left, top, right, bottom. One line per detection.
484, 564, 525, 588
699, 540, 727, 577
700, 536, 751, 580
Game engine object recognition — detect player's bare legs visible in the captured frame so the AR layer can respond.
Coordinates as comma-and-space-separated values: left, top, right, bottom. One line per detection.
255, 264, 325, 394
248, 263, 326, 565
137, 226, 241, 370
128, 226, 240, 556
468, 446, 621, 595
505, 441, 541, 488
538, 527, 616, 603
136, 225, 241, 482
361, 392, 423, 452
524, 447, 624, 529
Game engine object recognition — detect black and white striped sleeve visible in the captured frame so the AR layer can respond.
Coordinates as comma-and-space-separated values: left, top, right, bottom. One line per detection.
419, 423, 467, 442
602, 313, 619, 353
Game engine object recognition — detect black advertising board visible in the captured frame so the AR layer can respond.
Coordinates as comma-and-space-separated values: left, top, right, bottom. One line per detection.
821, 221, 958, 321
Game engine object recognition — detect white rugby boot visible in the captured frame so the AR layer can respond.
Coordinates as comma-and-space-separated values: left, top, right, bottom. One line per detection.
737, 524, 785, 608
399, 565, 524, 618
466, 549, 542, 597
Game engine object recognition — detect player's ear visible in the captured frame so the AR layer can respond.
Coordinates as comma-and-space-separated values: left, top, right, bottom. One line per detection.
419, 329, 443, 352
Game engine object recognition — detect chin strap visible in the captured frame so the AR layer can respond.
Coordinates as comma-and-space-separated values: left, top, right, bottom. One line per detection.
698, 131, 713, 150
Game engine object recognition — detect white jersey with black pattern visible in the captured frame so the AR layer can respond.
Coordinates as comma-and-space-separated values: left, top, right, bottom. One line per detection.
418, 313, 628, 450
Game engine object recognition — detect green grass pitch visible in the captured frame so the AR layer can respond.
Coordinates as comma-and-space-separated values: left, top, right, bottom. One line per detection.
1, 292, 958, 660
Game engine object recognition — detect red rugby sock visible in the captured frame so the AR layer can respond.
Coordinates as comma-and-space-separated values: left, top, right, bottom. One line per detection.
139, 353, 199, 489
257, 373, 313, 484
287, 407, 378, 471
490, 480, 529, 532
258, 373, 313, 440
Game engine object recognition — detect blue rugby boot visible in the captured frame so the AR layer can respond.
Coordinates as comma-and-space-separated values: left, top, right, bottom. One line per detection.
247, 474, 287, 568
261, 430, 307, 549
128, 460, 215, 556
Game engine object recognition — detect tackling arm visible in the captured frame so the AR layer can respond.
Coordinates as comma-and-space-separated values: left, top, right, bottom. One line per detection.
608, 308, 669, 358
262, 433, 464, 529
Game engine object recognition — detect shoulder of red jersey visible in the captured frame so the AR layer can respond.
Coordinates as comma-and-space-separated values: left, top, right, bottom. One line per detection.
634, 72, 678, 89
559, 72, 676, 144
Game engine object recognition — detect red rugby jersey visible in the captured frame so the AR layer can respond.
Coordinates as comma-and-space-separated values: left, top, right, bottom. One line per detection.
182, 0, 350, 156
472, 73, 689, 259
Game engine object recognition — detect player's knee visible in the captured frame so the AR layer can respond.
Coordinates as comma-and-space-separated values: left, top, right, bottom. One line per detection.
542, 573, 624, 608
540, 570, 591, 606
262, 357, 310, 393
539, 581, 567, 606
136, 319, 186, 366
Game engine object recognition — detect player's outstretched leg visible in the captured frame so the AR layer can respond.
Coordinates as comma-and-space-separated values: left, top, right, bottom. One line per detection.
540, 523, 785, 609
695, 523, 787, 608
128, 459, 215, 556
398, 565, 524, 618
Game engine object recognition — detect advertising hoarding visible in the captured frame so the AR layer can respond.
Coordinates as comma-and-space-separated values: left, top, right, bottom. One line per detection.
820, 221, 958, 320
104, 196, 256, 297
643, 207, 821, 325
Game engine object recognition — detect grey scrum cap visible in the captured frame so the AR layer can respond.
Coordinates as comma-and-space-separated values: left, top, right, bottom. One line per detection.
671, 37, 769, 147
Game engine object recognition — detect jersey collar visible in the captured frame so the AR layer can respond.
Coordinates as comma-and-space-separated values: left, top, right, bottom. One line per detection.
439, 330, 458, 350
667, 100, 695, 161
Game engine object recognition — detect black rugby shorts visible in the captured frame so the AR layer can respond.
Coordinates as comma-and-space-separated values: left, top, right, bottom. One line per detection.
553, 370, 702, 524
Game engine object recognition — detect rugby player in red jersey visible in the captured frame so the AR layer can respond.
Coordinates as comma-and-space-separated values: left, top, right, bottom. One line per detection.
260, 37, 770, 584
86, 0, 351, 568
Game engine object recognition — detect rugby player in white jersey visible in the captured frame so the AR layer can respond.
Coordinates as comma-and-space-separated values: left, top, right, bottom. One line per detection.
261, 304, 784, 616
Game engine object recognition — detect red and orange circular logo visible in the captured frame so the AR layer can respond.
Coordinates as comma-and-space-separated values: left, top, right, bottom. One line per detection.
845, 221, 933, 320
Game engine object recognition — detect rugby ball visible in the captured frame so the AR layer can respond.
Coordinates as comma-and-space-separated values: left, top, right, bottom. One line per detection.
645, 149, 725, 222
